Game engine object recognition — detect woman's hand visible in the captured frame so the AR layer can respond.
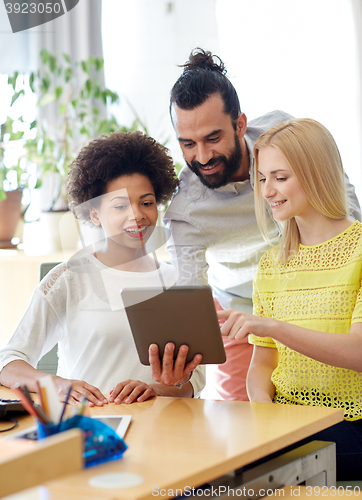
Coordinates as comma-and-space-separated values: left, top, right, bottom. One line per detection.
109, 380, 157, 404
53, 377, 108, 406
217, 309, 275, 340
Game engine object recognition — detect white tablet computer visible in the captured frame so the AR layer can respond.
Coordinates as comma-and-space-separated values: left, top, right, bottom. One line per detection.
9, 415, 132, 441
92, 415, 132, 438
121, 286, 226, 365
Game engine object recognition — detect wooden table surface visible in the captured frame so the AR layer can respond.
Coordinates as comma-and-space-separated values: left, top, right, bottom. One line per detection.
1, 387, 344, 500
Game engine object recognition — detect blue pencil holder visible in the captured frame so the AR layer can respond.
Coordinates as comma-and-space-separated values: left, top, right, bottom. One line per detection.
37, 415, 128, 468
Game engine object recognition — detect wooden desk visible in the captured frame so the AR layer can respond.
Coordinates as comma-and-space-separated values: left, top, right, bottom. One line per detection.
0, 387, 343, 500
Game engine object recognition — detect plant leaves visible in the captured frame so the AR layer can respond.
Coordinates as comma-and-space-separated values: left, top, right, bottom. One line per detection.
10, 90, 25, 106
29, 72, 35, 92
64, 67, 72, 82
55, 86, 63, 100
38, 93, 56, 107
40, 48, 50, 63
7, 72, 18, 90
85, 79, 92, 94
49, 55, 57, 73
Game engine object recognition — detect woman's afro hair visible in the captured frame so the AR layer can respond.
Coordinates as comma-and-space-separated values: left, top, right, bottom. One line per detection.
68, 131, 179, 223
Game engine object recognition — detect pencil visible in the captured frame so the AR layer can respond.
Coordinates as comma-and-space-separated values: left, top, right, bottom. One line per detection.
13, 386, 39, 419
38, 384, 50, 420
36, 380, 45, 410
21, 385, 51, 424
58, 385, 72, 426
35, 404, 51, 424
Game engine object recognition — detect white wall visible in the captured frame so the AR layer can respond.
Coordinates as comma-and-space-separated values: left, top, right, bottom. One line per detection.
102, 0, 219, 164
216, 0, 362, 201
102, 0, 362, 202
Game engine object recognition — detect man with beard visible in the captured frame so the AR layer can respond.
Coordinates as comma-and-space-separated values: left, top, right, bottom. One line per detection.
162, 48, 361, 401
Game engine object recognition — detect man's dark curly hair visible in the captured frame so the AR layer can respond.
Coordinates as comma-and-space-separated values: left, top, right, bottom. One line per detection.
68, 131, 178, 224
170, 48, 241, 128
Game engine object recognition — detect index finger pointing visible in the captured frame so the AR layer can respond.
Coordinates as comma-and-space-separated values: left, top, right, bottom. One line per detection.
217, 309, 230, 319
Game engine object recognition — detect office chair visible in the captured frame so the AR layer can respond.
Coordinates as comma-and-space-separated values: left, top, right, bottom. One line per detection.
36, 262, 60, 375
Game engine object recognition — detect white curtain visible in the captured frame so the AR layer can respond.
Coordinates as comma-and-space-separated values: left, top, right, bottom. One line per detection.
32, 0, 103, 66
351, 0, 362, 123
102, 0, 219, 163
0, 0, 103, 72
0, 1, 32, 73
216, 0, 361, 202
32, 0, 105, 143
0, 0, 104, 214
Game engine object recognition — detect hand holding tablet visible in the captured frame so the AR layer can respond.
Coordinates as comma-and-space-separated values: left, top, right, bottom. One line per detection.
149, 342, 202, 387
121, 286, 226, 367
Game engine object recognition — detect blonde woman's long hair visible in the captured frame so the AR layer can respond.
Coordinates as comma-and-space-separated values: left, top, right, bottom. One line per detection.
254, 118, 348, 263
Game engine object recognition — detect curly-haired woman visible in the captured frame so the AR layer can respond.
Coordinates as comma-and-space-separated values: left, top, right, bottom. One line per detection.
0, 132, 205, 406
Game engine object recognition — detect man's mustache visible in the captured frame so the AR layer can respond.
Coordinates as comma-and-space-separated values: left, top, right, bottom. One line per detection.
191, 155, 226, 171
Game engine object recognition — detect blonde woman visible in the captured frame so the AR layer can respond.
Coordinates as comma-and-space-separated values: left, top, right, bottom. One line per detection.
218, 118, 362, 480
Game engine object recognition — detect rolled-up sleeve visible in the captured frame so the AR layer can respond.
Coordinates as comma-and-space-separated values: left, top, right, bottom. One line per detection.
189, 365, 206, 398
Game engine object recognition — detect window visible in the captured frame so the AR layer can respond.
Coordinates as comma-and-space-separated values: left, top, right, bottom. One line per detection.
216, 0, 361, 201
0, 74, 36, 210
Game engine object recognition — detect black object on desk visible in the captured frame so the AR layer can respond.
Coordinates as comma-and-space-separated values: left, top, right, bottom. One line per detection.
0, 398, 27, 419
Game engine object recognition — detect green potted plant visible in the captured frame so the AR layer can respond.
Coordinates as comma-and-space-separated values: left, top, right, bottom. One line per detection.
6, 50, 145, 252
24, 49, 143, 211
0, 85, 35, 248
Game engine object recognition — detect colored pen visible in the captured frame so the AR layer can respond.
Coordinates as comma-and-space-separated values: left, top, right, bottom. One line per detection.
22, 385, 34, 405
76, 395, 88, 417
58, 385, 72, 426
13, 385, 51, 424
38, 375, 63, 423
21, 385, 51, 424
13, 386, 39, 419
34, 404, 51, 424
36, 380, 46, 411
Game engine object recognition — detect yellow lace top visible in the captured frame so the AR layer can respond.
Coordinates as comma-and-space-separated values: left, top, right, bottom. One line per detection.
249, 221, 362, 421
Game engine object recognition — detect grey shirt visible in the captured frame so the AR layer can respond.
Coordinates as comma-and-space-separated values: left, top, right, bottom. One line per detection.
164, 110, 361, 313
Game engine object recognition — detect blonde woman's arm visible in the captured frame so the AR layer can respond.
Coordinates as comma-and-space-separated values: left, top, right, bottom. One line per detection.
247, 345, 278, 403
217, 309, 362, 372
